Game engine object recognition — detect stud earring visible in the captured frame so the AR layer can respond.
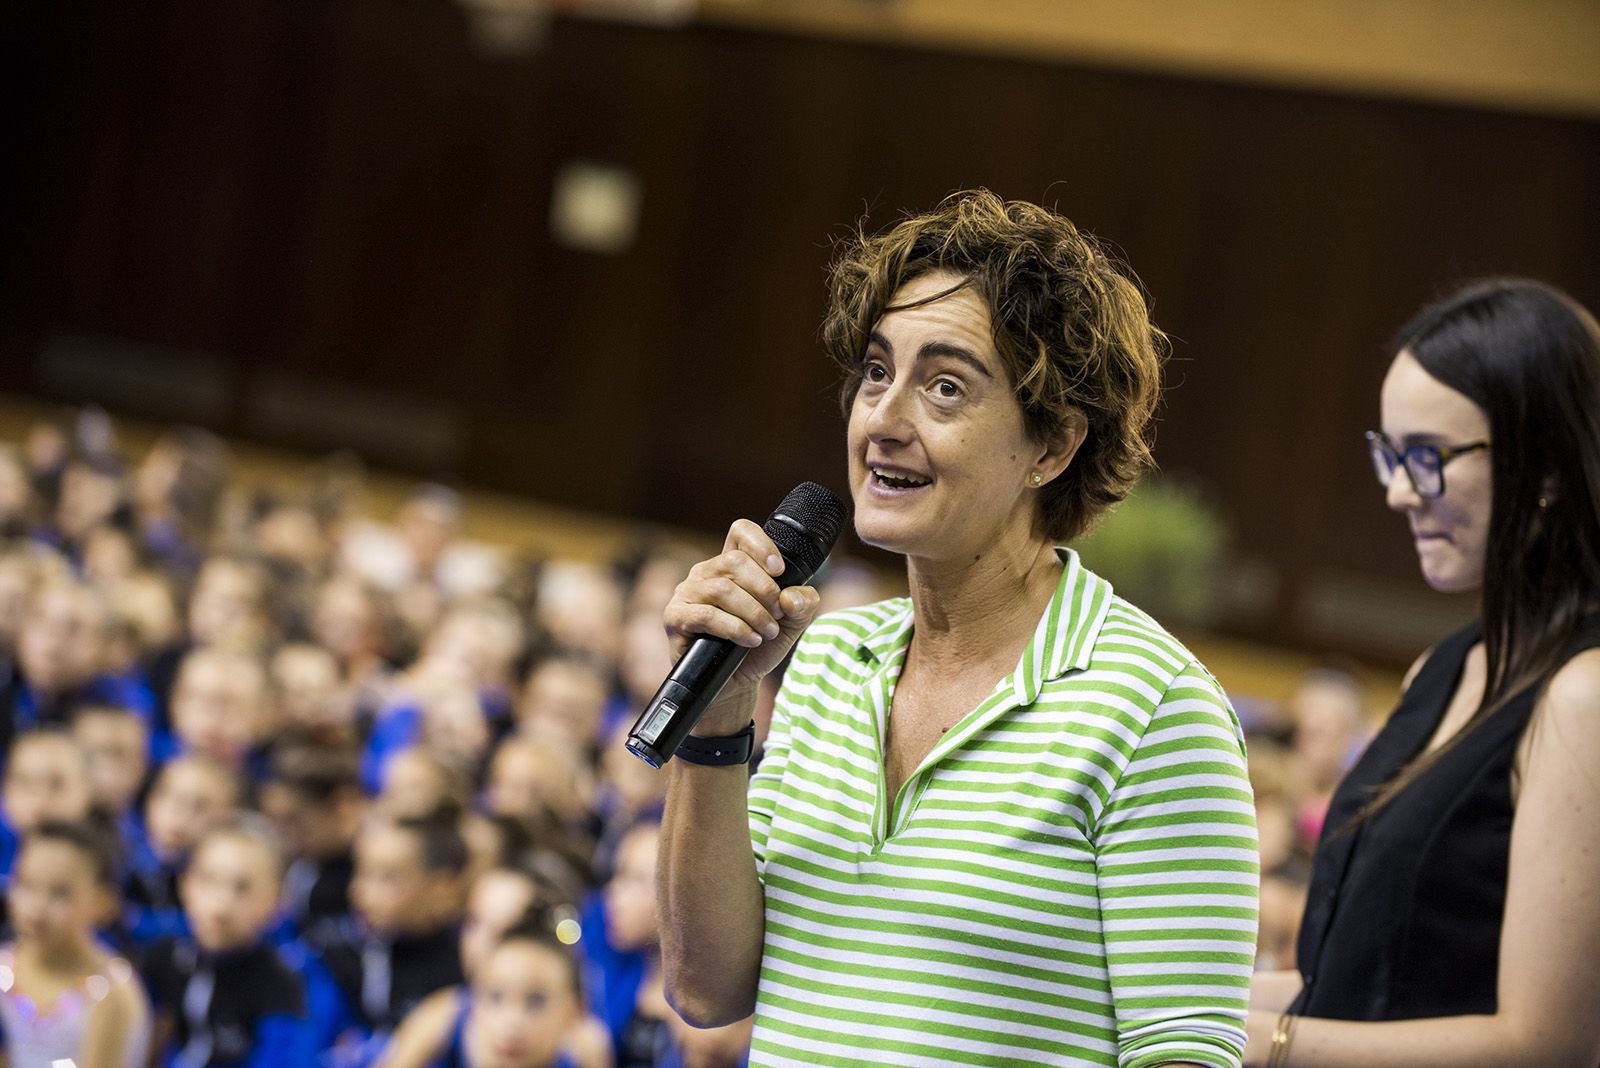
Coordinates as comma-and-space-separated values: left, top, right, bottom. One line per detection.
1030, 472, 1043, 487
1538, 496, 1550, 509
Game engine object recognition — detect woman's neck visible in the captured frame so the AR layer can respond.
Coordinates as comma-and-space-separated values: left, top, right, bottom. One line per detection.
905, 536, 1063, 670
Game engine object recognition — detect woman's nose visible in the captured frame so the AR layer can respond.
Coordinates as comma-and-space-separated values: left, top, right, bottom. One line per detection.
864, 382, 913, 442
1385, 465, 1423, 512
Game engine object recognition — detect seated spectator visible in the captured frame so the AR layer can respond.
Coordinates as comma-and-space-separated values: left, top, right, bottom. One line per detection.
142, 818, 316, 1065
608, 611, 673, 742
377, 868, 608, 1068
71, 703, 151, 856
185, 556, 271, 654
424, 597, 525, 727
581, 822, 746, 1068
102, 567, 182, 677
0, 728, 94, 879
2, 820, 150, 1067
6, 576, 155, 741
591, 735, 666, 879
260, 741, 367, 944
1285, 667, 1371, 847
485, 737, 591, 832
534, 563, 624, 672
515, 655, 609, 758
364, 661, 493, 798
253, 500, 333, 582
47, 450, 129, 564
456, 913, 587, 1068
376, 747, 472, 823
271, 642, 358, 745
311, 573, 397, 725
366, 759, 500, 899
317, 812, 470, 1062
126, 755, 241, 946
0, 545, 45, 670
132, 426, 229, 581
160, 647, 270, 776
341, 483, 505, 601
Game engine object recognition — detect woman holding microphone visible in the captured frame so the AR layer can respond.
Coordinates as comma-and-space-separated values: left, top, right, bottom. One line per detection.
1246, 279, 1600, 1066
655, 190, 1258, 1068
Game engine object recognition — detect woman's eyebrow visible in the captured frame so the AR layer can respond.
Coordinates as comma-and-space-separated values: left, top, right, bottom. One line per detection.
866, 332, 993, 378
918, 341, 993, 379
1394, 431, 1453, 447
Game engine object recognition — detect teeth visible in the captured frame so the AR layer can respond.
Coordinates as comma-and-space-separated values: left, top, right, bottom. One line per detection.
871, 466, 930, 488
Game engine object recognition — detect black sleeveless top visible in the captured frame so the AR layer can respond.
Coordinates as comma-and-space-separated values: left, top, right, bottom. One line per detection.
1293, 617, 1600, 1020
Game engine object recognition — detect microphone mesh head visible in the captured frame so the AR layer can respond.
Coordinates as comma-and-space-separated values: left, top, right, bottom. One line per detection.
764, 482, 848, 574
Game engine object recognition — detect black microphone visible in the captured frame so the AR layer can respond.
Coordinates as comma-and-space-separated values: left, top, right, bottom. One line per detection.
625, 482, 847, 768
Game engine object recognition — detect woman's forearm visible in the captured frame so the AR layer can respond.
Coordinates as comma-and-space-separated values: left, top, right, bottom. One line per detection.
1251, 1011, 1577, 1068
1249, 970, 1303, 1016
657, 690, 767, 1028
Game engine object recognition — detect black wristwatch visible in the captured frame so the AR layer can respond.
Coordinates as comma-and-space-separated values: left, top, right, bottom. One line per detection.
675, 721, 757, 766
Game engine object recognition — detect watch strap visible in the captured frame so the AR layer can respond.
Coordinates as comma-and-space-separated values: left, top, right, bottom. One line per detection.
675, 722, 756, 766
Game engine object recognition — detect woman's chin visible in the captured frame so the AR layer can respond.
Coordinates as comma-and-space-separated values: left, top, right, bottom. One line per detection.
1413, 542, 1483, 595
853, 520, 919, 557
1418, 563, 1480, 595
851, 524, 928, 559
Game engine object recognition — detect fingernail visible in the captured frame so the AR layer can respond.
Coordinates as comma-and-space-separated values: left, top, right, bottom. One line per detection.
762, 622, 780, 640
766, 554, 783, 574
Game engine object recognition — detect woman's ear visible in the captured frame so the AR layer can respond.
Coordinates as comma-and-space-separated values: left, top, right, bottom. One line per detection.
1033, 408, 1088, 486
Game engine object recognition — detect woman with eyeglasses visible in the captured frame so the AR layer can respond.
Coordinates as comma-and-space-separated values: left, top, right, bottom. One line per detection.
1245, 278, 1600, 1067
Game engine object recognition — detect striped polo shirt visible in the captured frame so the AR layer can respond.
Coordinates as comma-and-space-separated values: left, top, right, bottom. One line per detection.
746, 548, 1257, 1067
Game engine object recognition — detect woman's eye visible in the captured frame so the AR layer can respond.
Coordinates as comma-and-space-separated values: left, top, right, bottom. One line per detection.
933, 379, 962, 399
862, 362, 889, 383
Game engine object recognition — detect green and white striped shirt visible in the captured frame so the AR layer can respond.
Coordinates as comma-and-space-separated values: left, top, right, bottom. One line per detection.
746, 549, 1257, 1067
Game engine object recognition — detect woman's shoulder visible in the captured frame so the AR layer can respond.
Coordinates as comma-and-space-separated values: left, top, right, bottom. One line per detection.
1538, 647, 1600, 735
795, 597, 911, 655
1514, 647, 1600, 784
1094, 593, 1207, 679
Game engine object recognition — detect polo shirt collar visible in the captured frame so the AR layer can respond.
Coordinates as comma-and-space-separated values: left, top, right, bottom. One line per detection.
1013, 546, 1114, 704
853, 546, 1113, 696
856, 598, 914, 669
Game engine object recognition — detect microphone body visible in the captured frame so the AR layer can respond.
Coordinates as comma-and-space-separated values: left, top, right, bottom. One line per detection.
626, 483, 845, 768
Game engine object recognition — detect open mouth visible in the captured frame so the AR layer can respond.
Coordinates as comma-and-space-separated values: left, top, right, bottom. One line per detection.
870, 465, 932, 490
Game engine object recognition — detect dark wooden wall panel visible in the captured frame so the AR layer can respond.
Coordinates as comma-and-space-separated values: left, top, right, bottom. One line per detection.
4, 1, 1598, 660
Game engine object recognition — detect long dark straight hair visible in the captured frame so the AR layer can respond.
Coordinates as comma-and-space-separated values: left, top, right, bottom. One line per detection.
1359, 278, 1600, 818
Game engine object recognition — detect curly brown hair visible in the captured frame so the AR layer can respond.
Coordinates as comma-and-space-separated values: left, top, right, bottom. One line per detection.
821, 190, 1166, 542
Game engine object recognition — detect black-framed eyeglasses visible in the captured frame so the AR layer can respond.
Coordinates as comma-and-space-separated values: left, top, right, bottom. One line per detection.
1365, 431, 1490, 499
